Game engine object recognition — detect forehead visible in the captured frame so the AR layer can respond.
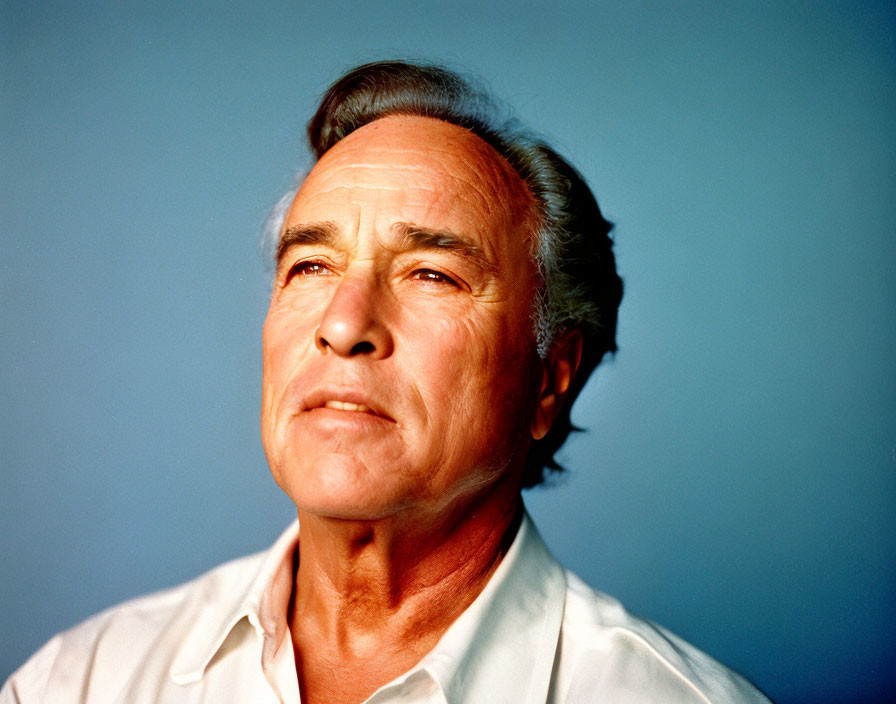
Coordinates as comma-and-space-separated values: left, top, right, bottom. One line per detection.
286, 115, 536, 243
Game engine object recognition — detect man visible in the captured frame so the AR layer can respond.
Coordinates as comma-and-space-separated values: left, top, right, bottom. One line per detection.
2, 61, 771, 703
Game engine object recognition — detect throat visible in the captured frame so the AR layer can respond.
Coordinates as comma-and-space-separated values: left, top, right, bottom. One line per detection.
288, 499, 523, 702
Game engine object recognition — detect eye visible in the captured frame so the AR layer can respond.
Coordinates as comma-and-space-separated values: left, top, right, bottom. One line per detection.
411, 268, 459, 287
285, 259, 332, 281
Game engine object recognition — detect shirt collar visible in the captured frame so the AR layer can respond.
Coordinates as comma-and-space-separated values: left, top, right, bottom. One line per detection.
169, 520, 301, 685
417, 509, 567, 704
169, 509, 567, 704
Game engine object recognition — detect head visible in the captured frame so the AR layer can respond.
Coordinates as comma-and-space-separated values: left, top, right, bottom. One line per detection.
261, 61, 622, 503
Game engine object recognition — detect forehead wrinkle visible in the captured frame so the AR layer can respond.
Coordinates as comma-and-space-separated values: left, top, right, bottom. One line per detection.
295, 178, 500, 235
308, 161, 487, 196
313, 137, 528, 219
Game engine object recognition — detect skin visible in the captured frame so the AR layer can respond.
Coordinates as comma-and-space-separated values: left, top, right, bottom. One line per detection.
261, 115, 581, 704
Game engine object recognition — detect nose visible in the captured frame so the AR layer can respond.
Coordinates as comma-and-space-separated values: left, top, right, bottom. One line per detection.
315, 273, 394, 358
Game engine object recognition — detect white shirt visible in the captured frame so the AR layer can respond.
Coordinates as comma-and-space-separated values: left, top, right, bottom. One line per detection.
1, 512, 770, 703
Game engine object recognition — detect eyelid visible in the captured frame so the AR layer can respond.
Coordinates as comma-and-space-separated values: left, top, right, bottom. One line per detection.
409, 265, 469, 291
278, 241, 339, 273
282, 257, 335, 283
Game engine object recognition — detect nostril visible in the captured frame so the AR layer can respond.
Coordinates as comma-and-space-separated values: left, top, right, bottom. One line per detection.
350, 341, 376, 355
314, 331, 378, 356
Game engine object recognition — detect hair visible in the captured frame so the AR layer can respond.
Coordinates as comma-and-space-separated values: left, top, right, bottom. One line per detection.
264, 61, 623, 488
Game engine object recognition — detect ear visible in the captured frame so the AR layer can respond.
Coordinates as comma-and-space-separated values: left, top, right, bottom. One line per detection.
531, 329, 583, 441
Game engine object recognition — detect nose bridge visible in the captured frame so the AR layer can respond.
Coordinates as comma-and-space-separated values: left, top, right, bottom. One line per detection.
316, 262, 393, 358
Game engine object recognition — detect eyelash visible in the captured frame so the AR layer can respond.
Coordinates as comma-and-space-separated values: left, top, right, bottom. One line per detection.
411, 268, 459, 287
287, 260, 331, 278
283, 261, 460, 289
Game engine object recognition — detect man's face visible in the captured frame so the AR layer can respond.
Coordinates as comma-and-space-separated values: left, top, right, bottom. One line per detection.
261, 115, 542, 521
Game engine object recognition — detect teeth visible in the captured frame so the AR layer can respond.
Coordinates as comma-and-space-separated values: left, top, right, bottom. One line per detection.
324, 400, 370, 412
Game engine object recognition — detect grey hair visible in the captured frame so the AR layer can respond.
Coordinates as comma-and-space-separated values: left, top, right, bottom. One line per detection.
261, 181, 300, 263
509, 144, 607, 358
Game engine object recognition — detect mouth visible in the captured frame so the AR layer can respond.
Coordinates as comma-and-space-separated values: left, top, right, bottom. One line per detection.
301, 389, 394, 422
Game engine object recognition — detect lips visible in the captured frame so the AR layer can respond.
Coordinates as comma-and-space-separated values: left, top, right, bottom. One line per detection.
301, 388, 394, 421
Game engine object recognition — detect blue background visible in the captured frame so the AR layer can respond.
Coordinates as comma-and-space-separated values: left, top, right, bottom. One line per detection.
2, 2, 894, 702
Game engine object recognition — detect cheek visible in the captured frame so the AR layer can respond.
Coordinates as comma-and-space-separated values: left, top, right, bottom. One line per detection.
261, 313, 290, 393
263, 303, 315, 370
400, 307, 534, 421
261, 306, 315, 430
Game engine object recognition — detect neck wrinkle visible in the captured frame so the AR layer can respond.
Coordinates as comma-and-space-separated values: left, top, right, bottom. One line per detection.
290, 488, 523, 658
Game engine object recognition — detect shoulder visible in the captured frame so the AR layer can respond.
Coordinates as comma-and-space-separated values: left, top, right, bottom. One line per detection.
556, 571, 772, 704
1, 551, 266, 704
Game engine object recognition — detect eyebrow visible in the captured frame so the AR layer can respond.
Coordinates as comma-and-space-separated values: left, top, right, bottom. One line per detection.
276, 222, 339, 262
277, 221, 496, 274
391, 222, 496, 274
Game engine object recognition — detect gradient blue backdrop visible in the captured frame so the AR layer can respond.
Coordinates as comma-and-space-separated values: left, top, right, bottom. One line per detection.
2, 2, 894, 702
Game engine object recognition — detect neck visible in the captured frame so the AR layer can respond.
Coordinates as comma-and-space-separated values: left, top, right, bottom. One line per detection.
289, 480, 523, 704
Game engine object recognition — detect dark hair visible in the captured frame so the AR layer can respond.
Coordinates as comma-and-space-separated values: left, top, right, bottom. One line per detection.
273, 61, 623, 488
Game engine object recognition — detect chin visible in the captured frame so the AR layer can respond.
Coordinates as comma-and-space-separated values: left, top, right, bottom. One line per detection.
271, 453, 416, 522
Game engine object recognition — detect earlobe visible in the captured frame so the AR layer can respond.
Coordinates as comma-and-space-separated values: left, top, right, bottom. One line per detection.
531, 330, 583, 440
